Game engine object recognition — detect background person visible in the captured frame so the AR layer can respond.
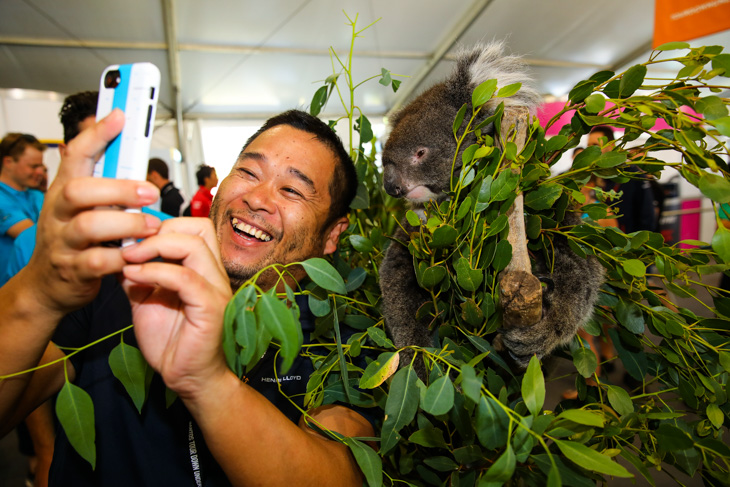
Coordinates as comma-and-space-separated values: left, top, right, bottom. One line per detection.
146, 157, 184, 216
189, 163, 218, 217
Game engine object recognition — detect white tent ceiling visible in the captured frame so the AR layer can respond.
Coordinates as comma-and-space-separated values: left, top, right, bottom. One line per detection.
1, 0, 729, 126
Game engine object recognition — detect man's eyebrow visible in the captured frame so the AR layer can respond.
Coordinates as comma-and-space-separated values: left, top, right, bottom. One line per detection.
289, 167, 316, 193
238, 151, 266, 163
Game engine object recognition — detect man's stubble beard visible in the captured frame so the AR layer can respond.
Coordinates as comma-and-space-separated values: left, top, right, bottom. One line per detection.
211, 198, 327, 292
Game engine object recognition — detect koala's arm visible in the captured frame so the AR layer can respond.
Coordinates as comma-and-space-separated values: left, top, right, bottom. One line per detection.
495, 232, 605, 368
379, 225, 433, 351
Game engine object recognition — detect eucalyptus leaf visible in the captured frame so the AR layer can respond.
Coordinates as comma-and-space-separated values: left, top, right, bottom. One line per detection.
380, 365, 419, 454
360, 352, 400, 389
522, 355, 545, 416
473, 79, 498, 107
572, 347, 597, 378
300, 258, 347, 294
57, 381, 96, 469
554, 439, 632, 478
607, 385, 634, 416
255, 292, 303, 374
108, 341, 151, 414
422, 375, 455, 416
346, 437, 383, 487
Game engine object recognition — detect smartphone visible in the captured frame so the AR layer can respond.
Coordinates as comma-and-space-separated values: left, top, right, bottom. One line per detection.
94, 62, 160, 181
94, 63, 160, 246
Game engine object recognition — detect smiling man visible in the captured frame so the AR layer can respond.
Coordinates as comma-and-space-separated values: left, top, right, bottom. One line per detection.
0, 109, 371, 487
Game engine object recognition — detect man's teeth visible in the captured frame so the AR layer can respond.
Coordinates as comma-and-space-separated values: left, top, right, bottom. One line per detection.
231, 217, 272, 242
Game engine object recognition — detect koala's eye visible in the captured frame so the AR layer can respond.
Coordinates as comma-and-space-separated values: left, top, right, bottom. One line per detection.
416, 149, 426, 158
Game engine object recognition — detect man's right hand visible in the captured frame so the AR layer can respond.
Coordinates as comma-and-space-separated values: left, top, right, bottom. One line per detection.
24, 109, 162, 317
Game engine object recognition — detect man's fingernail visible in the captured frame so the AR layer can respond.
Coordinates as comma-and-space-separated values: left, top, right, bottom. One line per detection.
144, 214, 161, 229
137, 184, 158, 203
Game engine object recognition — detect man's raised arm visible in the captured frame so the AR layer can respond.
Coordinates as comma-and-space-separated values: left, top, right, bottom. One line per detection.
0, 110, 161, 429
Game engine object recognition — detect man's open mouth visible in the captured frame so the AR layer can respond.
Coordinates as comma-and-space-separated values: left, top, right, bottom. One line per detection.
231, 217, 272, 242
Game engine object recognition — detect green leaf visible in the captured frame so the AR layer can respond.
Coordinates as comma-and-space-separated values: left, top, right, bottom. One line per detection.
619, 64, 647, 98
300, 257, 347, 294
309, 85, 328, 116
356, 114, 373, 144
345, 437, 382, 487
380, 365, 419, 454
409, 426, 448, 449
712, 225, 730, 263
545, 135, 568, 153
522, 355, 545, 416
475, 176, 494, 213
525, 184, 562, 211
497, 82, 522, 98
422, 374, 455, 416
699, 173, 730, 203
476, 396, 509, 450
655, 424, 694, 451
485, 214, 508, 237
367, 326, 395, 349
711, 116, 730, 137
622, 259, 646, 277
585, 94, 606, 114
391, 79, 401, 93
453, 104, 468, 135
359, 352, 400, 389
557, 409, 606, 428
379, 68, 392, 86
615, 299, 645, 333
554, 439, 632, 478
350, 182, 370, 210
432, 225, 458, 248
346, 267, 367, 293
707, 403, 724, 429
56, 381, 96, 469
255, 292, 303, 374
712, 53, 730, 76
656, 41, 690, 51
420, 265, 447, 288
606, 385, 634, 416
459, 364, 482, 404
569, 79, 597, 104
572, 145, 601, 170
481, 444, 516, 484
490, 169, 519, 202
349, 234, 374, 253
492, 240, 512, 272
595, 151, 627, 168
456, 257, 483, 292
473, 79, 498, 107
108, 341, 151, 414
572, 347, 597, 378
405, 210, 422, 227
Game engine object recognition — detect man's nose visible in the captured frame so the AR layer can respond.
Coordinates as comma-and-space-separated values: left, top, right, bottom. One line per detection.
242, 182, 276, 213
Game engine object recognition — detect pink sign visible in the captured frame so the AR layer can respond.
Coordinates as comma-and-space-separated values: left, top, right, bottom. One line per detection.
536, 100, 701, 136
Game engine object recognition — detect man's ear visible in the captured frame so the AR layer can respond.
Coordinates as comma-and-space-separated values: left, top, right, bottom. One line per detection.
323, 216, 350, 256
58, 143, 68, 158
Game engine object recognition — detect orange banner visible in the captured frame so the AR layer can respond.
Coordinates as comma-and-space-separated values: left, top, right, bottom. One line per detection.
654, 0, 730, 47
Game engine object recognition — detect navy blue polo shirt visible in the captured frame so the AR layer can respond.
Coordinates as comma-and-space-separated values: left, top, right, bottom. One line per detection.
50, 275, 372, 486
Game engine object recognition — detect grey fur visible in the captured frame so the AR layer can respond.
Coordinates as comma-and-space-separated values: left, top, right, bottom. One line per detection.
379, 42, 604, 370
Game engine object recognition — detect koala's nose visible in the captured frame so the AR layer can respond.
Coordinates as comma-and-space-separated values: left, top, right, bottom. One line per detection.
384, 179, 405, 198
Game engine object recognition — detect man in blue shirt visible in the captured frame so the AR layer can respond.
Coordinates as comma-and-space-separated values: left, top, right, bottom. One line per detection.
0, 133, 45, 270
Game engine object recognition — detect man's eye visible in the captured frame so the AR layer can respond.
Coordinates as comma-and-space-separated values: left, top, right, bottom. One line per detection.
283, 187, 303, 197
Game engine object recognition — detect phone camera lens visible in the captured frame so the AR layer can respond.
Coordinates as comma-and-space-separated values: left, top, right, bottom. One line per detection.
104, 70, 121, 89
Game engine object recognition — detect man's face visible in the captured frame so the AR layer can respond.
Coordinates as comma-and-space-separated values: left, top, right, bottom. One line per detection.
588, 132, 612, 153
3, 146, 44, 190
210, 125, 346, 290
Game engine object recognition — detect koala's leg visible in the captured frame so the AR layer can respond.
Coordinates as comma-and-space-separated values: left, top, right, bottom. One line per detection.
379, 226, 433, 375
495, 232, 605, 368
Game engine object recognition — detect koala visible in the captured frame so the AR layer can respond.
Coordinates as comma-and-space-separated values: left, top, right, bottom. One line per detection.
379, 42, 604, 371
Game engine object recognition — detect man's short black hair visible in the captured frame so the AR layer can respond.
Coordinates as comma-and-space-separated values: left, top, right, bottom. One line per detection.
590, 125, 615, 142
196, 164, 215, 186
240, 109, 358, 228
59, 91, 98, 143
147, 158, 170, 179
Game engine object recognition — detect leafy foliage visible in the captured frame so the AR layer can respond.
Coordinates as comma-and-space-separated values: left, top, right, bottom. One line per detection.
22, 18, 729, 485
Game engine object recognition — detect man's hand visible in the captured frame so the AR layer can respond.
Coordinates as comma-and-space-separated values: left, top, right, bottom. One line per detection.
27, 109, 161, 317
119, 217, 233, 399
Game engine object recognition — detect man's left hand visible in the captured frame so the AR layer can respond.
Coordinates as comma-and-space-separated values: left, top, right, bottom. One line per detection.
119, 217, 233, 399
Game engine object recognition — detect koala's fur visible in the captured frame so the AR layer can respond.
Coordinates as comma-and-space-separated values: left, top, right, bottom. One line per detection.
379, 42, 604, 370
